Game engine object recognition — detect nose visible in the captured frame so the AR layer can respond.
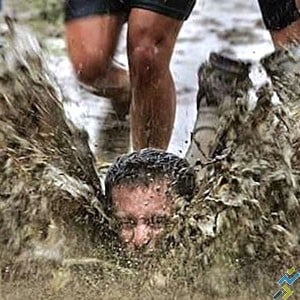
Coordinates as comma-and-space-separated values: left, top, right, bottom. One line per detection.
132, 224, 151, 248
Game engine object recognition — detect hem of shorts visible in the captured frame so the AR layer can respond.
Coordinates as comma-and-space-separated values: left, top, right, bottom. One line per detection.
129, 3, 187, 20
65, 10, 124, 22
267, 15, 300, 31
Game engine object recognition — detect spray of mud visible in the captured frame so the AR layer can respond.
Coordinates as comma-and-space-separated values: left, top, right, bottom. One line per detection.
1, 17, 300, 300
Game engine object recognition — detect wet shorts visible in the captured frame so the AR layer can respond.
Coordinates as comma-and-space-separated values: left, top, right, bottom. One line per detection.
257, 0, 300, 31
65, 0, 196, 22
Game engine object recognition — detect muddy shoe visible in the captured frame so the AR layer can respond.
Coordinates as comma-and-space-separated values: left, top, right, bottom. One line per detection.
186, 52, 252, 165
197, 52, 251, 108
261, 46, 300, 103
78, 82, 130, 162
110, 96, 131, 121
94, 111, 130, 164
79, 81, 131, 121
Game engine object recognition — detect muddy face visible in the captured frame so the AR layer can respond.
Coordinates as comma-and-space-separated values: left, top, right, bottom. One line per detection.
112, 179, 173, 251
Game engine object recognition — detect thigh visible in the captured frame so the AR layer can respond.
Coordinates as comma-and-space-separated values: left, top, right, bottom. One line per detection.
66, 16, 123, 66
65, 0, 126, 71
127, 8, 183, 66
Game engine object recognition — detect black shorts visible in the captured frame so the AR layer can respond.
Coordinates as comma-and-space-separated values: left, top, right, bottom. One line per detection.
65, 0, 196, 22
257, 0, 300, 31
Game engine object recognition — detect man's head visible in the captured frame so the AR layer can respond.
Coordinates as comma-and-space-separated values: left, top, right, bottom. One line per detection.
105, 149, 196, 251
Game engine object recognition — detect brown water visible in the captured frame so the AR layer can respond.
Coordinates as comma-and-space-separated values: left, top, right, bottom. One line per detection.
4, 0, 274, 163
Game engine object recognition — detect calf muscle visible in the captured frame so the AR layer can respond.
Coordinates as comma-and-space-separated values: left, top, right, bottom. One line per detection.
128, 9, 182, 150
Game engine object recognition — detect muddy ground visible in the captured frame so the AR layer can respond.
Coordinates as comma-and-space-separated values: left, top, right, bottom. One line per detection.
0, 1, 291, 299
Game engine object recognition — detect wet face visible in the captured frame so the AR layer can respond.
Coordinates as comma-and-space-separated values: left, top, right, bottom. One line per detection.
112, 180, 173, 251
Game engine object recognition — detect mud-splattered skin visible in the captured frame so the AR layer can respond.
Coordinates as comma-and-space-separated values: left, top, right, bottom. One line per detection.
112, 179, 173, 251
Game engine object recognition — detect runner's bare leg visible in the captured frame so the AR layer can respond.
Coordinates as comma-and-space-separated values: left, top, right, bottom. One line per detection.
127, 9, 182, 150
65, 15, 130, 113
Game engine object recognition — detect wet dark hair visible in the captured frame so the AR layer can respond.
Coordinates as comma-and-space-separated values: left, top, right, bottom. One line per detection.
104, 148, 197, 211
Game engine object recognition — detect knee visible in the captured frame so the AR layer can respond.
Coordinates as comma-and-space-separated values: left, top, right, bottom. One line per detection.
70, 51, 108, 85
129, 45, 162, 82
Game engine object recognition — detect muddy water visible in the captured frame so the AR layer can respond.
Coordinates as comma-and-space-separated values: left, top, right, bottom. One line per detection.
0, 2, 288, 299
6, 0, 274, 163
